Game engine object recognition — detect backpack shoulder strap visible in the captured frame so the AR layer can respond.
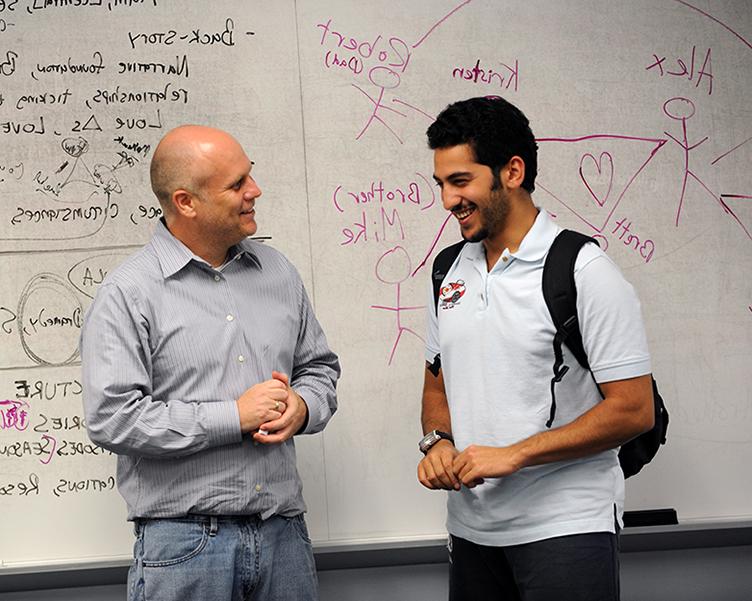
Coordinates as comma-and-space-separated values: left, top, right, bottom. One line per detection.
542, 229, 598, 427
542, 229, 597, 368
432, 240, 467, 315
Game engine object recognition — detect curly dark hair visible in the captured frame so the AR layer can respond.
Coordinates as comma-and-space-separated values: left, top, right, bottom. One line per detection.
427, 96, 538, 193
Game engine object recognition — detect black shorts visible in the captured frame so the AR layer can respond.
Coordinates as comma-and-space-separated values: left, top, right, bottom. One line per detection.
448, 531, 620, 601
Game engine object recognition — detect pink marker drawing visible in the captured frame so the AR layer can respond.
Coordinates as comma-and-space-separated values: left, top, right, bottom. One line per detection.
370, 246, 425, 365
535, 133, 667, 236
0, 399, 30, 432
318, 1, 473, 143
40, 434, 57, 465
663, 97, 751, 240
579, 152, 614, 208
712, 139, 752, 241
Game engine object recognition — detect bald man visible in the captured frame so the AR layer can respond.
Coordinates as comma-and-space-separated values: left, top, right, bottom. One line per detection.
81, 126, 340, 601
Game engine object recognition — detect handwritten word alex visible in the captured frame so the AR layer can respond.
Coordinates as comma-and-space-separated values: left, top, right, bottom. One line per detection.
646, 46, 713, 95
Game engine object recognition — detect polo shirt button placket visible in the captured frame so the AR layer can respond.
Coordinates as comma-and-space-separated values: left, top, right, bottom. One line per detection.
480, 273, 490, 311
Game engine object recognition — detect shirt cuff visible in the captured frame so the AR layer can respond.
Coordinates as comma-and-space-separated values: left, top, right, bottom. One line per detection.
206, 399, 244, 446
293, 387, 328, 435
592, 358, 652, 384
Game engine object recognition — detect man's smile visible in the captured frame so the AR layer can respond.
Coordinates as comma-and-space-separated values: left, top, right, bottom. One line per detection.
452, 205, 476, 222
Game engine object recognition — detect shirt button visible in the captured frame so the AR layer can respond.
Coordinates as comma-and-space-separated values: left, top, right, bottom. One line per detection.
255, 484, 262, 492
502, 256, 509, 262
214, 275, 221, 281
226, 314, 234, 322
238, 355, 245, 363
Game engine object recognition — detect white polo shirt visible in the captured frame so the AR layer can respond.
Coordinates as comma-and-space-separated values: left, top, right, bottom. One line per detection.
425, 209, 651, 546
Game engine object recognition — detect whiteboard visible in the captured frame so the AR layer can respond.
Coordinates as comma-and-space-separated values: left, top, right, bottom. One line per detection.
1, 0, 750, 570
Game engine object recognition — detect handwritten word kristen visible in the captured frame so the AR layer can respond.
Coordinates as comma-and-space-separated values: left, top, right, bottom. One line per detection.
451, 58, 519, 92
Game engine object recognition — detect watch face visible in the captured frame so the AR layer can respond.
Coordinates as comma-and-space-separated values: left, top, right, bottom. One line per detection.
419, 431, 441, 453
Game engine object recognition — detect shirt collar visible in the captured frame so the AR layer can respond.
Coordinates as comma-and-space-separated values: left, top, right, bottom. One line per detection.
456, 207, 561, 265
509, 208, 560, 262
151, 219, 261, 279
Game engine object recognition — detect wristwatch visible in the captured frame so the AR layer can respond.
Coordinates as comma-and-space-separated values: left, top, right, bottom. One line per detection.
419, 430, 454, 454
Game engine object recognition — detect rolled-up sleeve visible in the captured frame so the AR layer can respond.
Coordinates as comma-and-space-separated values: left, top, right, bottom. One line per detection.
575, 250, 652, 384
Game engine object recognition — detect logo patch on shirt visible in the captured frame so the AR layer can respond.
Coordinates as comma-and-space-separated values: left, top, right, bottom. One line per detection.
439, 280, 466, 310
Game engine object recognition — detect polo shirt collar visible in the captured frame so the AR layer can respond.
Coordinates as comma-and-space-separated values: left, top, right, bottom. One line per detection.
509, 208, 559, 263
151, 219, 261, 279
458, 208, 560, 265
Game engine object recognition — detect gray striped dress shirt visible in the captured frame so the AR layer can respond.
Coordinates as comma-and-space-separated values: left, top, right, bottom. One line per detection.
81, 220, 340, 520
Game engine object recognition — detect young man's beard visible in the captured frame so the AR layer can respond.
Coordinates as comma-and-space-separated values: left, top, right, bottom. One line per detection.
463, 185, 510, 243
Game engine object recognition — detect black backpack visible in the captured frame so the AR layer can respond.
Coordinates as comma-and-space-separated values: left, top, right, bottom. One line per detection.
431, 229, 668, 478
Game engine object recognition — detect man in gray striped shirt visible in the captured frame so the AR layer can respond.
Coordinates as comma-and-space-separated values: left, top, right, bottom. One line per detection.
81, 125, 340, 601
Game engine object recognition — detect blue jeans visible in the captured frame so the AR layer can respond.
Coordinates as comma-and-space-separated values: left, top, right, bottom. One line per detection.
128, 514, 318, 601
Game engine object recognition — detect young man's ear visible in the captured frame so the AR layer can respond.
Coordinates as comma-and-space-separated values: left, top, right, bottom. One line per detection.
501, 156, 526, 190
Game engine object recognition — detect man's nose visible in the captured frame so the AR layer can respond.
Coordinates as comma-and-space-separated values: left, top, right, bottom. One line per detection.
442, 187, 460, 211
245, 177, 261, 199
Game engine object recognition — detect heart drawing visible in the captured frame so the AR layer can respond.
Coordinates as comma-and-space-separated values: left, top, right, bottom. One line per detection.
579, 152, 614, 207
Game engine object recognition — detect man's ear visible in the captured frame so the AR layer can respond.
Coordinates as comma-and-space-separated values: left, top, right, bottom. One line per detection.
501, 156, 526, 190
172, 189, 197, 218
